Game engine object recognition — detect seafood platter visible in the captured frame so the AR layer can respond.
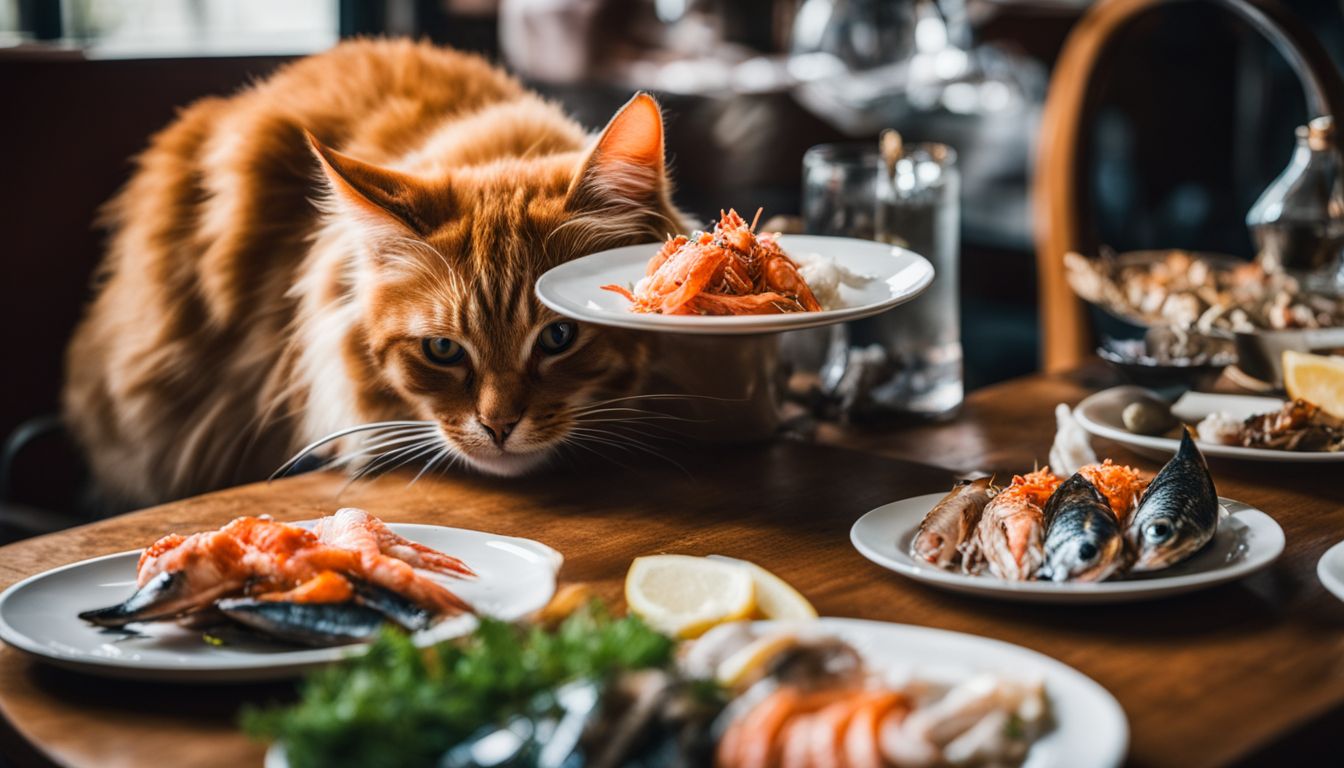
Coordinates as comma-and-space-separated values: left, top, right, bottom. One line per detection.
535, 209, 935, 334
851, 407, 1284, 603
0, 509, 562, 681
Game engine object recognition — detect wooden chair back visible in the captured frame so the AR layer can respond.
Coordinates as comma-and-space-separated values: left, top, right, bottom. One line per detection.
1032, 0, 1344, 371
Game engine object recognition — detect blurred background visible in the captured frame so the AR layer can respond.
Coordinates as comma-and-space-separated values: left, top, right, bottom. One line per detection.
2, 0, 1342, 534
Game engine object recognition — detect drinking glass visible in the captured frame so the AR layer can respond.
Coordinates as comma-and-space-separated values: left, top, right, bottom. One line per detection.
799, 140, 962, 418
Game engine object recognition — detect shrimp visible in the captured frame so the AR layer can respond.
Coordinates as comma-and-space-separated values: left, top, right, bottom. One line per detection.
844, 693, 910, 768
313, 507, 474, 578
757, 235, 822, 311
717, 687, 909, 768
717, 688, 851, 768
685, 292, 804, 315
603, 209, 824, 316
82, 515, 470, 628
257, 570, 355, 604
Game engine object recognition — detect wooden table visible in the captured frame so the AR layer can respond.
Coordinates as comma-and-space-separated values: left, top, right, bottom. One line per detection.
2, 367, 1341, 767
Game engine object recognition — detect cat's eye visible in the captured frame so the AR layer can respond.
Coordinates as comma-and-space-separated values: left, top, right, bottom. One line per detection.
537, 322, 577, 355
422, 337, 466, 366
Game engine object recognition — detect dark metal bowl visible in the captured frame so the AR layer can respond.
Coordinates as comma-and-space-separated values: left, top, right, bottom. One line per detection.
1097, 340, 1235, 394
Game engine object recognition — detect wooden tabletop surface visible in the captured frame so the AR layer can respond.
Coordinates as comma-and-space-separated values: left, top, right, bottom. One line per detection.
1, 367, 1341, 768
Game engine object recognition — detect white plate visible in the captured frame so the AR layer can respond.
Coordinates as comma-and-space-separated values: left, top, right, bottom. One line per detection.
0, 523, 562, 682
1074, 386, 1344, 463
766, 619, 1126, 768
534, 234, 934, 335
1318, 540, 1344, 602
269, 617, 1127, 768
851, 493, 1283, 604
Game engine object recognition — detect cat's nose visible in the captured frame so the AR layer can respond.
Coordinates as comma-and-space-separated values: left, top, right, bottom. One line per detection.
477, 415, 520, 448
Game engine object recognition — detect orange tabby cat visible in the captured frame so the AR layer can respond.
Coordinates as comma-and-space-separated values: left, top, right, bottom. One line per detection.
64, 39, 692, 506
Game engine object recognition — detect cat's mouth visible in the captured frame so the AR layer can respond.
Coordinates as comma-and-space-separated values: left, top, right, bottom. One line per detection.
439, 421, 557, 477
454, 447, 554, 477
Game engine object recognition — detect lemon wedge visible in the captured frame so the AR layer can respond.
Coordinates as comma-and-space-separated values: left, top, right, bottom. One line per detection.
715, 631, 800, 688
625, 555, 755, 638
708, 555, 819, 621
1283, 350, 1344, 419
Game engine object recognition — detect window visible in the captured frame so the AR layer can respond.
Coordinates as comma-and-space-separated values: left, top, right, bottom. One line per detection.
5, 0, 340, 57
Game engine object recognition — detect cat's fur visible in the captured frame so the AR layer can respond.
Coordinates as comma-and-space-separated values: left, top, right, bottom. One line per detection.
64, 39, 691, 506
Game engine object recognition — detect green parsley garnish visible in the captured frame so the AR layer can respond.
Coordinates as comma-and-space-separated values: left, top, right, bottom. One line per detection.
241, 603, 673, 768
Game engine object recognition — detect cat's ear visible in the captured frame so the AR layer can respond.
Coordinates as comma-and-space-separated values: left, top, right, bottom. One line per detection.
306, 131, 443, 236
566, 93, 669, 210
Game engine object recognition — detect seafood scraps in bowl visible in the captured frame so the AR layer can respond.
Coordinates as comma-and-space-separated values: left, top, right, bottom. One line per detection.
1065, 249, 1343, 332
602, 209, 831, 315
78, 508, 474, 646
909, 430, 1221, 582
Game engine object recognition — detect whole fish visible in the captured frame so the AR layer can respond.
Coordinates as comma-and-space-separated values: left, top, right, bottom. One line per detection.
216, 599, 388, 647
1038, 473, 1128, 582
910, 478, 995, 568
1128, 429, 1220, 572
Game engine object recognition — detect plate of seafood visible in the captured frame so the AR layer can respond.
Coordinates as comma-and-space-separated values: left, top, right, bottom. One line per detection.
851, 418, 1284, 603
1075, 386, 1344, 462
534, 209, 934, 335
263, 617, 1127, 768
693, 619, 1126, 768
1318, 540, 1344, 603
0, 509, 562, 681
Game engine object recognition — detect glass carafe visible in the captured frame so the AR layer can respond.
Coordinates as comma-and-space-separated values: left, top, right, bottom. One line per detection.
1247, 116, 1344, 290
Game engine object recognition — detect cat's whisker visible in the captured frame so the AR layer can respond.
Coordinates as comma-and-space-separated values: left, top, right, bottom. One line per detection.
571, 410, 695, 423
571, 418, 695, 436
355, 435, 443, 478
558, 433, 642, 473
573, 407, 703, 430
568, 424, 678, 448
409, 445, 454, 486
566, 410, 709, 430
339, 437, 444, 495
564, 425, 691, 477
573, 392, 744, 409
271, 420, 436, 480
573, 416, 687, 440
317, 426, 439, 470
376, 440, 446, 478
566, 406, 703, 421
325, 428, 441, 469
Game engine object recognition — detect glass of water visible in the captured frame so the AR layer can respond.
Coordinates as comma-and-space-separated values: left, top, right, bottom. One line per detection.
799, 140, 963, 419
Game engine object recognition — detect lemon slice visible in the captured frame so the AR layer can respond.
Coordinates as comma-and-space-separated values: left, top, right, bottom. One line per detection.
625, 555, 755, 638
1283, 350, 1344, 419
708, 555, 818, 620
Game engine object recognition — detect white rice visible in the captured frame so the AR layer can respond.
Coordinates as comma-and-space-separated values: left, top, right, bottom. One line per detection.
792, 252, 871, 311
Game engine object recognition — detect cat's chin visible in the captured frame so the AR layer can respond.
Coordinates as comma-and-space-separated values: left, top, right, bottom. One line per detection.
453, 446, 555, 477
